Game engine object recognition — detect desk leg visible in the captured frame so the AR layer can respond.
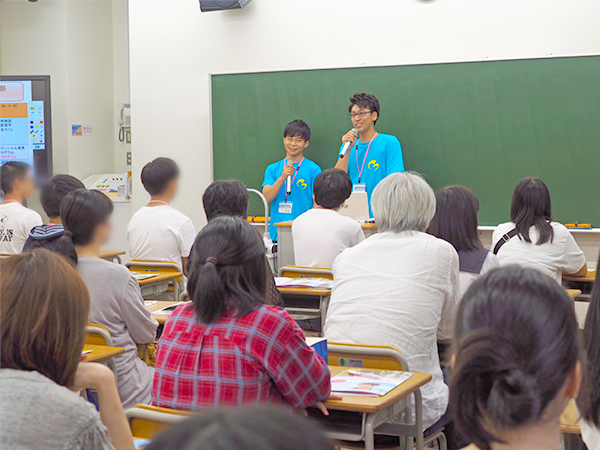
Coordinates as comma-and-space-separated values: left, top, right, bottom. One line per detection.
364, 414, 376, 450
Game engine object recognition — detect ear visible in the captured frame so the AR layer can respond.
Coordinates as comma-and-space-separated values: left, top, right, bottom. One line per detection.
372, 111, 379, 122
450, 354, 456, 370
303, 140, 310, 149
565, 360, 582, 399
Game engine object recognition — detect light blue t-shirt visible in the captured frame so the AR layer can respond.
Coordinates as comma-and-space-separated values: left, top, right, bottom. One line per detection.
341, 133, 405, 215
262, 157, 322, 241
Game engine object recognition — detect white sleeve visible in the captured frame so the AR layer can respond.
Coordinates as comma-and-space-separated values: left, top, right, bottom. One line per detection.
23, 211, 43, 236
177, 219, 197, 258
561, 231, 586, 274
438, 247, 461, 340
351, 225, 366, 246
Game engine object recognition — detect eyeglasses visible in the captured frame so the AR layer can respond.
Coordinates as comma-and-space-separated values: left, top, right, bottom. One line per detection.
284, 136, 306, 144
349, 110, 372, 119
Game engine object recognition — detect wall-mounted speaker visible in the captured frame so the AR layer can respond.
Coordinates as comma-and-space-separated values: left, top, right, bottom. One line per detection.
199, 0, 253, 12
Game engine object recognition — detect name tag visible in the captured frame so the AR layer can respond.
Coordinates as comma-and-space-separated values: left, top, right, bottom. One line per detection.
278, 202, 293, 214
352, 183, 367, 193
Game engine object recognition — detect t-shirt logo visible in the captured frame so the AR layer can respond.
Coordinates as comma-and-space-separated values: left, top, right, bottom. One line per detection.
296, 179, 308, 189
368, 160, 379, 171
0, 215, 13, 242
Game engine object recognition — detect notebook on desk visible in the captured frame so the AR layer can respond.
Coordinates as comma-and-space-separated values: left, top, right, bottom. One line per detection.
339, 192, 370, 222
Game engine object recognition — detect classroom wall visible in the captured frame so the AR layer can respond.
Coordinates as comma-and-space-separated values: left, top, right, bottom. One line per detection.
127, 0, 600, 228
0, 0, 129, 184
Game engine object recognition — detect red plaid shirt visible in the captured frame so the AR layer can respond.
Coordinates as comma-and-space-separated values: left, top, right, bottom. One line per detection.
152, 303, 331, 411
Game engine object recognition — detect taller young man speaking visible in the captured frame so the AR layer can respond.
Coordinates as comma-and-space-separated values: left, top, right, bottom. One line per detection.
334, 93, 405, 215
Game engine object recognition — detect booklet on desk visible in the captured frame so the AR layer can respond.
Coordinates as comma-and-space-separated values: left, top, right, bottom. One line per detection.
331, 369, 414, 396
132, 273, 159, 281
275, 277, 333, 289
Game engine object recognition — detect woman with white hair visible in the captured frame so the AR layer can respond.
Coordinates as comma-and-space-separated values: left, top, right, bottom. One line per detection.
324, 172, 461, 438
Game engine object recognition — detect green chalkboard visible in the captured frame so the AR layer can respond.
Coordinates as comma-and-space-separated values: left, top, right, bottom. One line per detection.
212, 56, 600, 225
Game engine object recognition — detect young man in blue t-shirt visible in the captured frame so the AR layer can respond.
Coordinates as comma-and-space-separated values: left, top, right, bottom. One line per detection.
262, 120, 321, 241
334, 92, 405, 215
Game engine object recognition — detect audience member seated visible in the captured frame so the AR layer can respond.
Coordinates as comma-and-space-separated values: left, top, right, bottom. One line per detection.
56, 189, 158, 409
578, 256, 600, 450
324, 171, 461, 432
202, 179, 283, 307
292, 168, 365, 268
450, 266, 583, 450
127, 158, 196, 275
0, 161, 42, 254
0, 250, 134, 450
153, 217, 331, 411
23, 174, 85, 252
428, 185, 499, 297
492, 177, 587, 283
146, 406, 334, 450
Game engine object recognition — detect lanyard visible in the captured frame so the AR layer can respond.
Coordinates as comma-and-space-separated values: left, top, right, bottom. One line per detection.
355, 132, 378, 184
284, 157, 304, 202
2, 199, 20, 205
147, 200, 169, 206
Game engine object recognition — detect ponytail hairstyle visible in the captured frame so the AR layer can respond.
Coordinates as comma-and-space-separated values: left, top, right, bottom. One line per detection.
510, 177, 554, 245
187, 216, 267, 324
55, 189, 114, 264
579, 250, 600, 427
450, 265, 581, 450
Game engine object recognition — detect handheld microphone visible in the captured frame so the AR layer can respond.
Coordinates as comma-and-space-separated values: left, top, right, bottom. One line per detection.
339, 128, 358, 158
285, 162, 293, 195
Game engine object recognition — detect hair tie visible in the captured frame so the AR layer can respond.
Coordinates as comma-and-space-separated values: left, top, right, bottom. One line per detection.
205, 257, 218, 266
64, 230, 73, 238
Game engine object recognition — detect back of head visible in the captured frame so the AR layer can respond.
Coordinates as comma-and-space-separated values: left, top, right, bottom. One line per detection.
314, 169, 352, 209
202, 179, 249, 221
55, 189, 114, 264
510, 177, 554, 245
580, 250, 600, 426
1, 249, 90, 387
146, 406, 334, 450
428, 185, 482, 252
371, 171, 435, 233
0, 161, 30, 194
348, 92, 380, 123
283, 119, 311, 141
141, 157, 180, 196
187, 216, 266, 323
40, 174, 85, 218
450, 266, 580, 450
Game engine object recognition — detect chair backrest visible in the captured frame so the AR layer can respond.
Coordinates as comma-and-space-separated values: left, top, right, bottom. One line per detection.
277, 265, 334, 280
86, 324, 113, 346
126, 260, 183, 275
328, 342, 409, 371
126, 404, 190, 439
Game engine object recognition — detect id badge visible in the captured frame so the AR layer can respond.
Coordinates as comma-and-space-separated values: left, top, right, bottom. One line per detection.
278, 202, 293, 214
353, 183, 367, 193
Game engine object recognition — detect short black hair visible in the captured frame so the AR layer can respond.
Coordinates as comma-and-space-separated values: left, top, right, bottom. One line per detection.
146, 406, 334, 450
202, 179, 249, 221
314, 169, 352, 209
510, 177, 554, 245
428, 185, 482, 252
40, 174, 85, 218
283, 119, 311, 141
0, 162, 31, 194
140, 157, 180, 196
348, 92, 380, 123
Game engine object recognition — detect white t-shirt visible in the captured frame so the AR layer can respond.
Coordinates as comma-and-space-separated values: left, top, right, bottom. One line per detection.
324, 231, 461, 430
492, 221, 586, 283
581, 418, 600, 450
292, 208, 365, 269
127, 205, 196, 269
459, 251, 500, 298
0, 202, 43, 254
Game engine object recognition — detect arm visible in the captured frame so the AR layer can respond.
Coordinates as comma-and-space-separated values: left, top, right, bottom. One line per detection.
121, 276, 159, 343
72, 363, 135, 450
561, 231, 588, 277
262, 164, 295, 204
438, 248, 461, 340
385, 137, 405, 174
177, 219, 196, 277
334, 131, 358, 172
563, 262, 588, 277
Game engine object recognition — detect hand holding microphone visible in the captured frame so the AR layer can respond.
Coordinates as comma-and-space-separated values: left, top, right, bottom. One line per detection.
281, 162, 295, 195
339, 128, 358, 158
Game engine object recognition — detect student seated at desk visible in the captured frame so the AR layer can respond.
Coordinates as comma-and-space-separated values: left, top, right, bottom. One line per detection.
292, 168, 365, 269
56, 189, 158, 409
202, 179, 283, 307
0, 250, 134, 450
153, 217, 331, 411
0, 161, 42, 254
127, 157, 196, 275
146, 406, 334, 450
450, 266, 584, 450
324, 172, 461, 434
492, 177, 587, 283
23, 174, 85, 252
578, 258, 600, 450
428, 185, 499, 297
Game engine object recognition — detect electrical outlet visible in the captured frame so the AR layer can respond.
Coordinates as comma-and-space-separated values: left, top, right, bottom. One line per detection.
127, 152, 132, 165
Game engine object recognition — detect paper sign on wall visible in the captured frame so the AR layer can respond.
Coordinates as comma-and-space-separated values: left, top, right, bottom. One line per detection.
82, 124, 93, 136
72, 125, 82, 136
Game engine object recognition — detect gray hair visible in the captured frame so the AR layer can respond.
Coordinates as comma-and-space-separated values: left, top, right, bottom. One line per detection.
371, 171, 436, 233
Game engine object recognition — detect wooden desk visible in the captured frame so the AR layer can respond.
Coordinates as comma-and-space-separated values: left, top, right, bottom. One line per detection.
137, 272, 183, 287
83, 344, 125, 363
145, 300, 182, 324
566, 289, 582, 299
561, 400, 581, 435
132, 270, 183, 299
100, 250, 126, 264
278, 286, 331, 335
564, 269, 597, 283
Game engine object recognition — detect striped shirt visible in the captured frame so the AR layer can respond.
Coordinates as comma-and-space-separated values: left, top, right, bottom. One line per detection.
152, 303, 330, 411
